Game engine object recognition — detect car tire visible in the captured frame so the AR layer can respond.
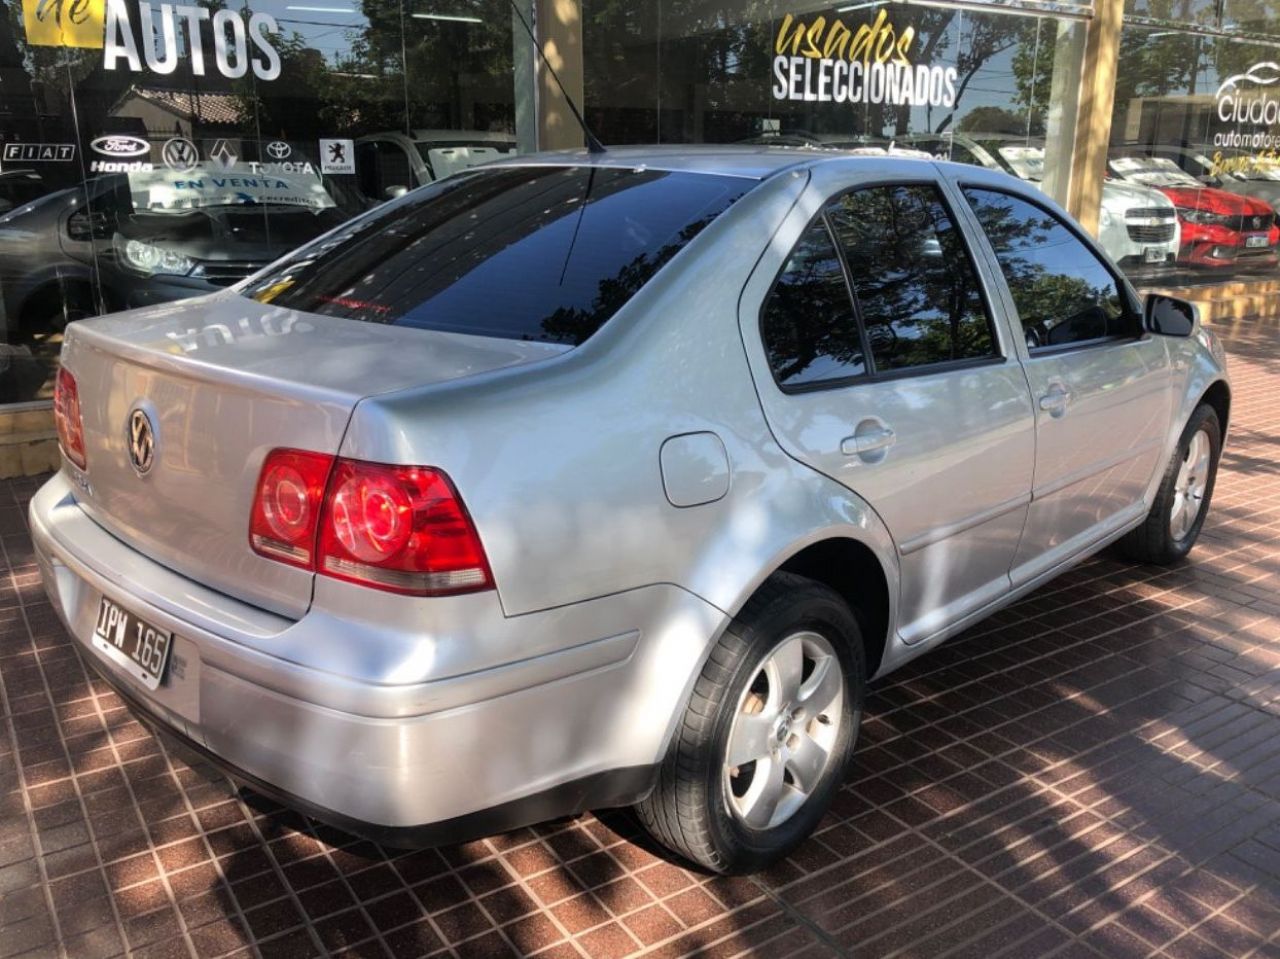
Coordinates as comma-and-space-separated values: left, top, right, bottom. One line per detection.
1119, 403, 1221, 566
635, 572, 864, 874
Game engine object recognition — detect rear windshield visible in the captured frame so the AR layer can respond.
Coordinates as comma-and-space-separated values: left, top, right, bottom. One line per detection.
239, 165, 752, 345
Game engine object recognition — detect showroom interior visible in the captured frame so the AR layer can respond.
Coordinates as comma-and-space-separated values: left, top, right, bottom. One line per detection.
0, 0, 1275, 462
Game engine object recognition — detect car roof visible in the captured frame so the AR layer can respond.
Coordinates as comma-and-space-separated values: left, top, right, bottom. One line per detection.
488, 144, 940, 180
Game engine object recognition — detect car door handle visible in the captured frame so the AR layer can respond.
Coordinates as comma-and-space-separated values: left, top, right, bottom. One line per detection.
841, 427, 896, 457
1038, 388, 1072, 414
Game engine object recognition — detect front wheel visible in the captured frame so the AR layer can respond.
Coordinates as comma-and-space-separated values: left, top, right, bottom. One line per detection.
635, 573, 864, 874
1120, 403, 1221, 565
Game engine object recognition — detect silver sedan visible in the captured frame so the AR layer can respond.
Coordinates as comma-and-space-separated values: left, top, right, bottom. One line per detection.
31, 148, 1229, 873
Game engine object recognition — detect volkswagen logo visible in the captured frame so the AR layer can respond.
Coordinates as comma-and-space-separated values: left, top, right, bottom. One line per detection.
127, 409, 155, 476
266, 140, 292, 160
91, 135, 149, 158
161, 137, 198, 172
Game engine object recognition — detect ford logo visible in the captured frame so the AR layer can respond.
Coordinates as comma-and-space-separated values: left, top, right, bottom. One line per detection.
91, 135, 150, 158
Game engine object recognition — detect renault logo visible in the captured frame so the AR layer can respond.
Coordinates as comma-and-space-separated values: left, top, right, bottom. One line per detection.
128, 409, 155, 475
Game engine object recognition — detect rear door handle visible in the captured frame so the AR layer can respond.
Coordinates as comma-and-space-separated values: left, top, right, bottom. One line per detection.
1038, 388, 1072, 415
841, 427, 896, 457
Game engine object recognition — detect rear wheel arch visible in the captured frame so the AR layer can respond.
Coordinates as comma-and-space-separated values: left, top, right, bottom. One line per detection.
757, 537, 892, 678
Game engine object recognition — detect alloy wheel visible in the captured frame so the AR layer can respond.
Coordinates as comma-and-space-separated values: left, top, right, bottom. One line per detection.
1170, 427, 1212, 541
723, 631, 844, 830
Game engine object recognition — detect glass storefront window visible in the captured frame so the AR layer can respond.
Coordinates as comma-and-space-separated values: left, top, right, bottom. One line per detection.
1123, 0, 1219, 29
6, 0, 1280, 411
0, 0, 524, 403
1107, 23, 1280, 286
582, 2, 1085, 207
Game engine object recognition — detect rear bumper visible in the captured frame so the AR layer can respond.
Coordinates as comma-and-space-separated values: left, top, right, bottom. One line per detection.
31, 472, 726, 839
82, 653, 653, 847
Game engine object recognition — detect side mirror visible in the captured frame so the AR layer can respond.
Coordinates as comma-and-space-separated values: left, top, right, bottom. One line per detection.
1143, 293, 1198, 337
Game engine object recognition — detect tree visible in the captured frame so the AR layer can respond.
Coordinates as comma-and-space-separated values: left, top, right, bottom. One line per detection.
958, 106, 1029, 135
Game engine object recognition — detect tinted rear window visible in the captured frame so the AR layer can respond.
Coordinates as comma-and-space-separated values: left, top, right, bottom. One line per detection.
240, 165, 752, 345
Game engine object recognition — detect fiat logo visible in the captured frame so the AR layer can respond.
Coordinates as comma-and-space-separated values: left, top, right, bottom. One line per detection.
128, 409, 155, 475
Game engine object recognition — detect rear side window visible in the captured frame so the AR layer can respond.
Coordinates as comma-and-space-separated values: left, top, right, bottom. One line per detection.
962, 188, 1131, 350
240, 166, 751, 345
825, 185, 997, 372
760, 220, 866, 389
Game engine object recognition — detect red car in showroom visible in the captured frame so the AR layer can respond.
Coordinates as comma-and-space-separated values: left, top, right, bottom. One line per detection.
1109, 154, 1279, 269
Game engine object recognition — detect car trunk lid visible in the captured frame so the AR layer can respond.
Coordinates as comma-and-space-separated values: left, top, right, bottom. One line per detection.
62, 293, 568, 618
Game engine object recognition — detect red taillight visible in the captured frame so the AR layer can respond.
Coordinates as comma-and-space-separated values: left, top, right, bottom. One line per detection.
53, 367, 86, 469
249, 450, 493, 596
249, 449, 333, 569
318, 459, 493, 596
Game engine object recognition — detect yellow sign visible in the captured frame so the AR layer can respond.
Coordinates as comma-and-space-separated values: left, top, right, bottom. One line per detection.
22, 0, 105, 49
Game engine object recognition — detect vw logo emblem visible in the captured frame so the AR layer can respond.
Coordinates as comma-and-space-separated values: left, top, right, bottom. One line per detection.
266, 140, 291, 160
128, 409, 155, 475
161, 136, 198, 172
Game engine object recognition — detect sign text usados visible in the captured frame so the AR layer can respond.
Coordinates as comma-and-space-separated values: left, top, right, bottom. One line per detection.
772, 12, 958, 109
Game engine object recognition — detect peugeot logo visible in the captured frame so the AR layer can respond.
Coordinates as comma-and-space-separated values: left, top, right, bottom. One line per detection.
91, 135, 149, 158
1254, 216, 1264, 230
128, 409, 155, 475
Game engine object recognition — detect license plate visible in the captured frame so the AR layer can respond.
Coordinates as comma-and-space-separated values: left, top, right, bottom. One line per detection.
92, 597, 172, 691
1246, 234, 1269, 248
1143, 246, 1165, 263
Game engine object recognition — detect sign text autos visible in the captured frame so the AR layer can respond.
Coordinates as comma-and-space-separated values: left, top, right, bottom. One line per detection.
772, 12, 958, 109
22, 0, 281, 81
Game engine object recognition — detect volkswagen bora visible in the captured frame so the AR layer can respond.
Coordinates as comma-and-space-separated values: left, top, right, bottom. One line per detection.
31, 148, 1229, 873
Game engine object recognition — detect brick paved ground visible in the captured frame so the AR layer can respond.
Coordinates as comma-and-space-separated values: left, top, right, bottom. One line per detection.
2, 319, 1280, 959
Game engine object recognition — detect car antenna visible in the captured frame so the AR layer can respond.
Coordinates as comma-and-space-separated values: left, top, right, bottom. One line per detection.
507, 0, 606, 155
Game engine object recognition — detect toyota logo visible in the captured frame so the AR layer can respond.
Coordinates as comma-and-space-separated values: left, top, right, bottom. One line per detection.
161, 137, 198, 172
91, 135, 149, 158
128, 409, 155, 475
266, 141, 291, 160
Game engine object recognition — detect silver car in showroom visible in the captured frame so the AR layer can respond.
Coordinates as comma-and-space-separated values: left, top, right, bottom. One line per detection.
31, 148, 1229, 873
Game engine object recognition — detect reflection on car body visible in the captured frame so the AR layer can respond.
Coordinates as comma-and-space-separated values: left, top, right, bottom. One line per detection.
901, 132, 1183, 272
